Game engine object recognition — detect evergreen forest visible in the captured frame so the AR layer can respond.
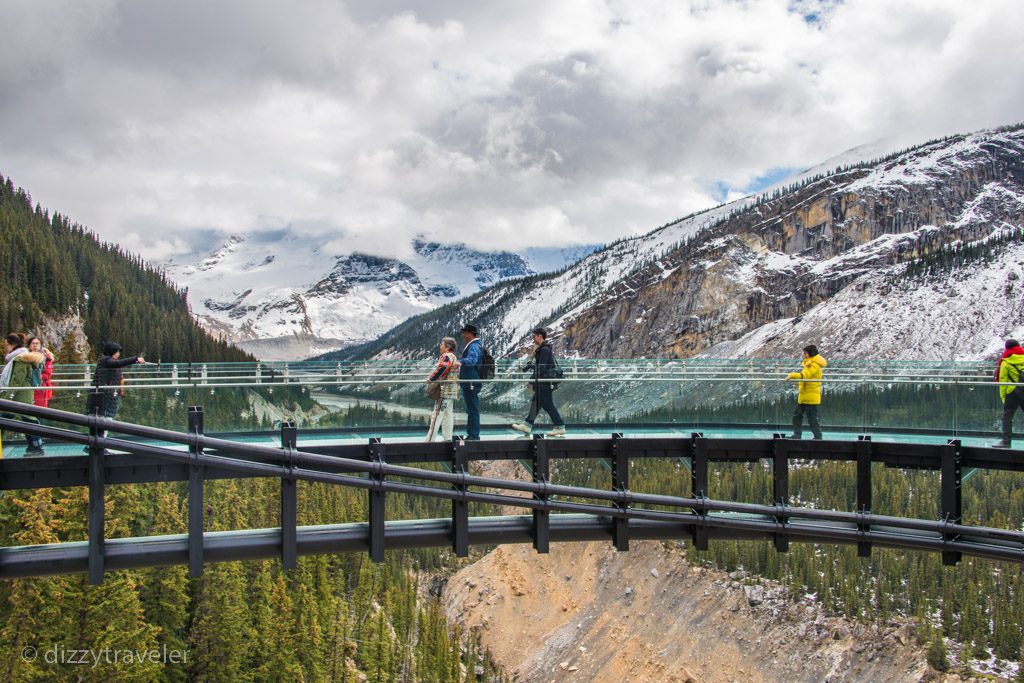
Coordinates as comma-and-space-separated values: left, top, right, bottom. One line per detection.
0, 174, 249, 363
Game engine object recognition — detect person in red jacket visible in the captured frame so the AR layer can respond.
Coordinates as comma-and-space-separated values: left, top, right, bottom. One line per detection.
994, 338, 1024, 448
995, 338, 1024, 380
27, 337, 54, 407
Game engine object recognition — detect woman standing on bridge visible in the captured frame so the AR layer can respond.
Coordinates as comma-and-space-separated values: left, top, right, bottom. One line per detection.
1, 332, 46, 455
425, 337, 459, 442
27, 336, 54, 408
786, 344, 827, 440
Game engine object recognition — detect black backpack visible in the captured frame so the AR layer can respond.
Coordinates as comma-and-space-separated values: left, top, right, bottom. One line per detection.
479, 347, 496, 380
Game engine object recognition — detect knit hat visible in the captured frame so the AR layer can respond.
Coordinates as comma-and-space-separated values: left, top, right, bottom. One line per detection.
102, 341, 123, 356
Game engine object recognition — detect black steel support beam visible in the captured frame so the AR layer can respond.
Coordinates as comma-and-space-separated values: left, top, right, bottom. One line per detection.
281, 422, 298, 570
187, 407, 205, 578
532, 435, 550, 553
87, 412, 105, 585
451, 437, 469, 557
941, 439, 963, 566
691, 433, 708, 551
368, 438, 386, 562
4, 512, 1021, 581
772, 435, 789, 553
610, 432, 628, 551
856, 436, 872, 558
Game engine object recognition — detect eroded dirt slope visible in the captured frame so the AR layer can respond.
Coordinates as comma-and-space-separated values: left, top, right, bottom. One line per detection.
443, 540, 945, 683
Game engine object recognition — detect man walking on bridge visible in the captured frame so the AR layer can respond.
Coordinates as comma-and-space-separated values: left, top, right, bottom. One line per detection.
993, 338, 1024, 449
454, 324, 483, 441
787, 344, 826, 440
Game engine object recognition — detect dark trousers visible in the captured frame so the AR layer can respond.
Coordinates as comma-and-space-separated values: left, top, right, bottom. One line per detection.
85, 391, 121, 447
792, 403, 822, 439
1002, 390, 1024, 443
525, 388, 538, 423
462, 384, 481, 439
527, 384, 564, 427
0, 412, 42, 450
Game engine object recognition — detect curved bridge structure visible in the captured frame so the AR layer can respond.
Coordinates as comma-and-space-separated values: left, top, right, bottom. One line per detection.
2, 397, 1022, 586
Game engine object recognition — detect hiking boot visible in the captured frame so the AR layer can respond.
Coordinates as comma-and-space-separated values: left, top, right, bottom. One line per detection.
992, 440, 1011, 449
24, 447, 45, 457
788, 434, 802, 440
546, 425, 566, 437
510, 422, 533, 435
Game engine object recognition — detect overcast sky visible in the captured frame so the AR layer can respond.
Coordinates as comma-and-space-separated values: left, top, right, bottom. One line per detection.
1, 0, 1022, 260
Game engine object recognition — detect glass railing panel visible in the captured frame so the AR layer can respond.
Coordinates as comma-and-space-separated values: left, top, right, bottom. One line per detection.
8, 357, 1014, 451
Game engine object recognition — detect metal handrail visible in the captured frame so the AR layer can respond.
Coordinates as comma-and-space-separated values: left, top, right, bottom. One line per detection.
0, 397, 1021, 583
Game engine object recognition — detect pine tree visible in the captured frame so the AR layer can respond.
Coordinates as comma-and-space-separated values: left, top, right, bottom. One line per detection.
139, 493, 190, 683
187, 562, 253, 682
54, 488, 162, 682
253, 572, 304, 681
0, 490, 68, 681
927, 634, 949, 672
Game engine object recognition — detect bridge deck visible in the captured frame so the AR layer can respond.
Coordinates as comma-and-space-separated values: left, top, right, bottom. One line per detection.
2, 424, 1015, 459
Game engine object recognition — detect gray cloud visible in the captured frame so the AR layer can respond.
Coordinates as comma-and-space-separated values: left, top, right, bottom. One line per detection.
1, 0, 1022, 259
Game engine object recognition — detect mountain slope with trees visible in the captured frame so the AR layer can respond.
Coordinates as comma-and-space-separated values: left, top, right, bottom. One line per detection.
0, 174, 249, 362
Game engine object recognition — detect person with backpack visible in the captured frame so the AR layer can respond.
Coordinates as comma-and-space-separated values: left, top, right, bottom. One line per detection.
425, 337, 459, 442
27, 336, 54, 408
1, 332, 46, 455
453, 324, 484, 440
511, 327, 566, 437
86, 341, 145, 428
993, 338, 1024, 448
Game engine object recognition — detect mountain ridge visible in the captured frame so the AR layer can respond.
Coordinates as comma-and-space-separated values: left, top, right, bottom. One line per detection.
327, 122, 1024, 363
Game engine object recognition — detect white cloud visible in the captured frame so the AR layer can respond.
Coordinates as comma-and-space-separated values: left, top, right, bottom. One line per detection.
0, 0, 1022, 260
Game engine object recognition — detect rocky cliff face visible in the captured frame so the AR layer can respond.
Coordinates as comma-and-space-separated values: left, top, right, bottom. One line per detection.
561, 130, 1024, 359
348, 124, 1024, 364
443, 541, 943, 683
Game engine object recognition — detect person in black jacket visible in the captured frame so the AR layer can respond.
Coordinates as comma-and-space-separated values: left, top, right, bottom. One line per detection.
511, 328, 566, 436
86, 341, 145, 422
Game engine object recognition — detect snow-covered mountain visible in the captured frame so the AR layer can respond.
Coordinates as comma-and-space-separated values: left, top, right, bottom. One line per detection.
163, 234, 597, 360
334, 123, 1024, 363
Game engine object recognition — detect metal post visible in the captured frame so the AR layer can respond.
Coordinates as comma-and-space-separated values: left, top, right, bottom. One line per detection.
87, 411, 105, 585
256, 363, 262, 384
856, 436, 872, 558
281, 422, 298, 570
941, 439, 963, 566
187, 407, 205, 578
283, 363, 290, 384
610, 433, 628, 551
772, 435, 789, 552
451, 437, 469, 557
171, 364, 179, 387
368, 438, 386, 562
691, 433, 708, 551
531, 435, 550, 553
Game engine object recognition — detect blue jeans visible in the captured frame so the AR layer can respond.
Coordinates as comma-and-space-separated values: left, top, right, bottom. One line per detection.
462, 384, 481, 439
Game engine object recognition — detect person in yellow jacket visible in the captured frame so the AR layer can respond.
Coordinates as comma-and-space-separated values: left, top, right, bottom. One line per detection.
786, 344, 827, 440
993, 339, 1024, 448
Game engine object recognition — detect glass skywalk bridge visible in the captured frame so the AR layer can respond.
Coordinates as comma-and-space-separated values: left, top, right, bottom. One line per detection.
2, 357, 1023, 581
2, 357, 1014, 457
